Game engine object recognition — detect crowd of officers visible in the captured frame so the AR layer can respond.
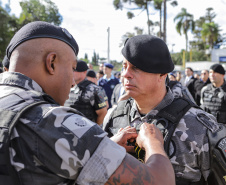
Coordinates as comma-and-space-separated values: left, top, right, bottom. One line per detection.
0, 21, 225, 185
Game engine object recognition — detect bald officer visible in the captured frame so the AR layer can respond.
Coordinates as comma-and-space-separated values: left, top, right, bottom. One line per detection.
103, 35, 220, 185
0, 22, 175, 185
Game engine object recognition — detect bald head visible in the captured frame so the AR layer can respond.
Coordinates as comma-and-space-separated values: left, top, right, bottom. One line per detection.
9, 38, 77, 105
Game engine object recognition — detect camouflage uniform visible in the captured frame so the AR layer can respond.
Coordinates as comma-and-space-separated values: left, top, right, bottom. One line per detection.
103, 88, 219, 183
64, 78, 108, 122
0, 72, 126, 185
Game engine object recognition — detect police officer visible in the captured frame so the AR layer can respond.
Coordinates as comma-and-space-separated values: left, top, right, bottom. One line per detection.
98, 63, 119, 108
103, 35, 220, 185
64, 60, 108, 125
0, 21, 175, 185
200, 64, 226, 124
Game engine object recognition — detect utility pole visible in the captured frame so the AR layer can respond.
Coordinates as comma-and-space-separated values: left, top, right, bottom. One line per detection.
107, 27, 110, 63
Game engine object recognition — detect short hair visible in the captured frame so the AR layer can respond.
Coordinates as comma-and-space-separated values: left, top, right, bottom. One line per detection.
186, 67, 193, 72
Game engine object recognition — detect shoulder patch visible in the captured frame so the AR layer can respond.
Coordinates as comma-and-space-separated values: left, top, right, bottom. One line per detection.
196, 112, 219, 133
218, 137, 226, 160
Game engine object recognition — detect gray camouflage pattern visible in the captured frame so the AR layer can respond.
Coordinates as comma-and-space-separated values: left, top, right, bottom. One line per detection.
0, 72, 126, 185
103, 88, 219, 182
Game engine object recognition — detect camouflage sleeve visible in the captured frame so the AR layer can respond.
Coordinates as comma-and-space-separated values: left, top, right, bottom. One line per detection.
21, 106, 126, 184
93, 86, 107, 110
170, 82, 182, 98
171, 107, 216, 181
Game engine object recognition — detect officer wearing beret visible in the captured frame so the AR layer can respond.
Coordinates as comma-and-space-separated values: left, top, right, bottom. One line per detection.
200, 64, 226, 124
103, 35, 220, 185
0, 22, 175, 184
86, 69, 97, 84
64, 60, 108, 125
98, 62, 119, 108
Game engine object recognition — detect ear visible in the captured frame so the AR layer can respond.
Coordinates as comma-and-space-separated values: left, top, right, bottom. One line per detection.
159, 73, 167, 82
45, 52, 57, 75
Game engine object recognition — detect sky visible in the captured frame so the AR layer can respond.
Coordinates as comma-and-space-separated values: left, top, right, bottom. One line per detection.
2, 0, 226, 62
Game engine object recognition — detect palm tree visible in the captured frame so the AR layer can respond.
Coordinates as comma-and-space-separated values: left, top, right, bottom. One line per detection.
174, 8, 195, 53
201, 22, 220, 49
154, 0, 163, 38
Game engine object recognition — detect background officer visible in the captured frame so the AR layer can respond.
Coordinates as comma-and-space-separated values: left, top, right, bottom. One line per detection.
103, 34, 219, 185
64, 60, 108, 125
98, 63, 119, 108
0, 21, 175, 185
200, 64, 226, 124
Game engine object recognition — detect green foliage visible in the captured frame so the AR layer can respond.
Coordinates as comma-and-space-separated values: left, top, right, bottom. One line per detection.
91, 51, 99, 65
174, 8, 195, 52
0, 3, 18, 59
19, 0, 62, 26
0, 0, 62, 60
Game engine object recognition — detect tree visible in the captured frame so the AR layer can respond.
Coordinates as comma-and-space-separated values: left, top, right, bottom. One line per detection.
201, 22, 220, 49
119, 27, 144, 47
113, 0, 153, 35
174, 8, 195, 53
163, 0, 177, 42
18, 0, 62, 26
92, 51, 99, 65
0, 1, 18, 60
153, 0, 163, 38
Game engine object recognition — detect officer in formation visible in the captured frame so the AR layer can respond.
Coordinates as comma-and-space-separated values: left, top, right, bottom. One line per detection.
200, 64, 226, 124
194, 69, 211, 106
168, 72, 196, 103
98, 63, 119, 108
64, 60, 108, 125
86, 69, 98, 84
0, 21, 175, 185
103, 35, 220, 185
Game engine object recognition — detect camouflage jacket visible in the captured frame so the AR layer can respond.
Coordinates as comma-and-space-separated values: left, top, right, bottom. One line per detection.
103, 88, 219, 183
0, 72, 126, 185
64, 79, 108, 122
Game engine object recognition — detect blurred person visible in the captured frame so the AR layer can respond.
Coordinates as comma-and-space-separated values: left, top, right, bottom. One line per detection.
201, 64, 226, 124
103, 35, 219, 185
194, 69, 211, 106
86, 69, 97, 84
182, 67, 197, 99
87, 63, 93, 69
0, 21, 175, 185
96, 69, 104, 81
65, 60, 108, 125
176, 71, 182, 82
98, 63, 119, 108
99, 62, 104, 71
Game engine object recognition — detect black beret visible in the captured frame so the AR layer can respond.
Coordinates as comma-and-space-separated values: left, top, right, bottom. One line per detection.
122, 35, 174, 73
86, 69, 96, 78
210, 64, 225, 75
6, 21, 79, 59
2, 55, 9, 68
76, 60, 88, 72
104, 63, 114, 69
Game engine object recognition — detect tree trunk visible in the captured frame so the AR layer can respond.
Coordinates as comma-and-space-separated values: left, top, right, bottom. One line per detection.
159, 6, 162, 38
163, 0, 166, 42
146, 1, 151, 35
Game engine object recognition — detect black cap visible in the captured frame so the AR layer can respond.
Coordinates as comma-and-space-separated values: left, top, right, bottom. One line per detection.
76, 60, 88, 72
2, 55, 9, 68
87, 69, 96, 78
122, 35, 174, 73
210, 64, 225, 75
6, 21, 79, 59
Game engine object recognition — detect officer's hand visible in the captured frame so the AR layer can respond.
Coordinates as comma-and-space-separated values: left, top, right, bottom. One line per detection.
110, 126, 138, 153
136, 122, 164, 151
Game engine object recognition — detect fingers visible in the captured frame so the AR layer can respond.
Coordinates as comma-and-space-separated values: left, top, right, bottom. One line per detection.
124, 145, 135, 153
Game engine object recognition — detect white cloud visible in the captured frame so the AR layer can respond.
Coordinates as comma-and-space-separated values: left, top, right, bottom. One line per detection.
2, 0, 226, 61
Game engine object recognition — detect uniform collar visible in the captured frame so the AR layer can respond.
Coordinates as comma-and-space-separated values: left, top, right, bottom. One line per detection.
130, 87, 174, 122
0, 72, 43, 93
103, 74, 114, 81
